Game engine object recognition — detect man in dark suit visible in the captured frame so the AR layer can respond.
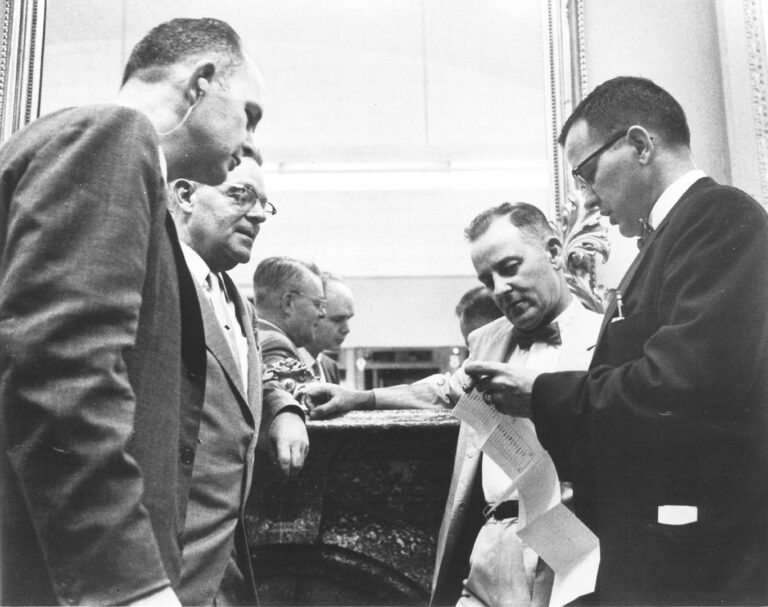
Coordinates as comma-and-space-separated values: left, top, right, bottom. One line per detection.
300, 272, 355, 384
469, 77, 768, 605
0, 18, 264, 607
169, 155, 308, 604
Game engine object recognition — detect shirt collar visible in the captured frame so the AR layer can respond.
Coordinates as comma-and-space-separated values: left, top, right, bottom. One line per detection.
158, 145, 168, 183
179, 241, 212, 287
552, 294, 580, 331
649, 169, 706, 229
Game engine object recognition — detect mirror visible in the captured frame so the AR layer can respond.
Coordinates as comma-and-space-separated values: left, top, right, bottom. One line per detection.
1, 0, 605, 355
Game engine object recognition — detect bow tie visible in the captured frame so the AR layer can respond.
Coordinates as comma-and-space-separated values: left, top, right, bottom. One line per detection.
637, 218, 654, 249
511, 321, 561, 351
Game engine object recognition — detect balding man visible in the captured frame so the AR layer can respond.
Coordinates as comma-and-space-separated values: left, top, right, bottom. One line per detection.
300, 272, 355, 383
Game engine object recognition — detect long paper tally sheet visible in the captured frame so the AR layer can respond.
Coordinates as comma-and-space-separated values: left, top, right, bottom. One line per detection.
453, 388, 599, 607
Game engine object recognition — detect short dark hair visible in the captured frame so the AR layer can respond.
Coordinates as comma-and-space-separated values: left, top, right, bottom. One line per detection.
122, 18, 244, 85
465, 202, 555, 244
455, 286, 502, 321
254, 256, 320, 307
559, 76, 690, 147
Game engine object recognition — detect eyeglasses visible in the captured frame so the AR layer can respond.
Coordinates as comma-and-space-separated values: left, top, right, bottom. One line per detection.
571, 130, 627, 189
221, 182, 277, 216
288, 290, 327, 313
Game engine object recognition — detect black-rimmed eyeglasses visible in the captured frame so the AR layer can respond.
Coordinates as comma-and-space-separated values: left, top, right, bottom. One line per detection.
222, 182, 277, 216
288, 290, 327, 313
571, 130, 627, 189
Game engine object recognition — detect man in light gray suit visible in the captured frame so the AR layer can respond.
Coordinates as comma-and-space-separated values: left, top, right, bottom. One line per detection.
306, 202, 602, 607
169, 155, 309, 605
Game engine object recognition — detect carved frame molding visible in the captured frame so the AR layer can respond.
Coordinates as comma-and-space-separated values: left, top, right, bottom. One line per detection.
0, 0, 46, 144
742, 0, 768, 202
543, 0, 609, 312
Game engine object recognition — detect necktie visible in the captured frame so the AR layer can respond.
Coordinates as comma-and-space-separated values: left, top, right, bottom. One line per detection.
637, 218, 654, 249
205, 272, 242, 374
511, 321, 561, 351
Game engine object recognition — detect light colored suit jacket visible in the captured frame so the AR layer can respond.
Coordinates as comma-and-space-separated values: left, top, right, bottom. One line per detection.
178, 272, 264, 606
430, 301, 601, 605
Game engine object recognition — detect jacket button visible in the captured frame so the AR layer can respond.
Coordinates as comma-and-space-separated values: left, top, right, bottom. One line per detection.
180, 446, 194, 465
188, 369, 197, 378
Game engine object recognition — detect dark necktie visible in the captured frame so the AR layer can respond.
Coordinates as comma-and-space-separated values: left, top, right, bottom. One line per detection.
511, 321, 561, 351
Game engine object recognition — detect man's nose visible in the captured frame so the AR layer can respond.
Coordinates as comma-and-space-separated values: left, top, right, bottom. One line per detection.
245, 203, 267, 223
574, 186, 601, 213
491, 273, 511, 297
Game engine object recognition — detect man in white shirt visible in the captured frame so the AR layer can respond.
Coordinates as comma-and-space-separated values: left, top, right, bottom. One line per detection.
471, 76, 768, 605
169, 155, 309, 605
305, 202, 602, 606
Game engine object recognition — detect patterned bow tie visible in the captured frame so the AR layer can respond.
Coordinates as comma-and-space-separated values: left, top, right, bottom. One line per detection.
511, 321, 561, 351
637, 218, 654, 249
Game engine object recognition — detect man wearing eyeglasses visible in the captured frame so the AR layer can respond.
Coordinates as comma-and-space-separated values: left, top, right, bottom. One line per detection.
0, 18, 266, 607
168, 155, 309, 605
254, 256, 327, 399
469, 76, 768, 605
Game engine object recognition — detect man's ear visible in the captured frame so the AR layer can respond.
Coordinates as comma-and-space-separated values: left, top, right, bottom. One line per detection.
171, 179, 195, 211
626, 125, 654, 165
186, 61, 216, 103
546, 236, 564, 270
280, 291, 295, 315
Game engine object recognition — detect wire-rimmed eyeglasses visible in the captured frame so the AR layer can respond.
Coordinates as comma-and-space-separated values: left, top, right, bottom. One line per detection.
222, 182, 277, 216
288, 290, 327, 313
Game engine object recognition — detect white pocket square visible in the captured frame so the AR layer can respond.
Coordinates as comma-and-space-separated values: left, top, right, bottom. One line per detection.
658, 505, 698, 525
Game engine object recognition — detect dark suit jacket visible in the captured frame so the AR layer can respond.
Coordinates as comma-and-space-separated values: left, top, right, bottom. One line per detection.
532, 178, 768, 605
318, 353, 340, 384
0, 105, 206, 605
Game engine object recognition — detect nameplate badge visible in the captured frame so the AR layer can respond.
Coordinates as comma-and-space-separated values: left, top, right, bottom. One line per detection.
657, 505, 698, 525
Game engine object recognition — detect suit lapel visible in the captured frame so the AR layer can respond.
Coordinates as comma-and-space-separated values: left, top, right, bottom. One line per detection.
194, 279, 250, 410
221, 273, 262, 414
596, 178, 712, 341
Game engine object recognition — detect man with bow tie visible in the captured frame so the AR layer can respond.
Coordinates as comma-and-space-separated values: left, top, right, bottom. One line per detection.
470, 77, 768, 606
304, 201, 602, 607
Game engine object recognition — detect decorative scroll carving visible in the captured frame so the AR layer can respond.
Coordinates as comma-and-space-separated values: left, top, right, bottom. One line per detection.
554, 195, 609, 313
543, 0, 608, 312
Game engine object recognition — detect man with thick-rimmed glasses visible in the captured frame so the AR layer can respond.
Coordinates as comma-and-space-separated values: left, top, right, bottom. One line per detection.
169, 154, 308, 605
469, 76, 768, 605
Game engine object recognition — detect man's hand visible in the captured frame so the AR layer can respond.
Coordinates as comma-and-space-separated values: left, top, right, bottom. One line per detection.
464, 361, 541, 418
304, 383, 374, 419
265, 411, 309, 479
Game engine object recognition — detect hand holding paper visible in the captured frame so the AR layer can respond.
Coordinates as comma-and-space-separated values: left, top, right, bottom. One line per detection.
464, 361, 539, 418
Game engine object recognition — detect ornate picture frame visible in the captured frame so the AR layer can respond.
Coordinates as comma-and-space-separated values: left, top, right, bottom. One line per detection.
0, 0, 46, 143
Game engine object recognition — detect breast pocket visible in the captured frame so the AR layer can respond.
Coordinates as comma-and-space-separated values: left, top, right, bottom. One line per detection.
601, 306, 656, 365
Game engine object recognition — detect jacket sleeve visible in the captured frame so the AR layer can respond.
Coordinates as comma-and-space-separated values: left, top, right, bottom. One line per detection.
254, 322, 306, 434
533, 189, 768, 467
0, 108, 171, 605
